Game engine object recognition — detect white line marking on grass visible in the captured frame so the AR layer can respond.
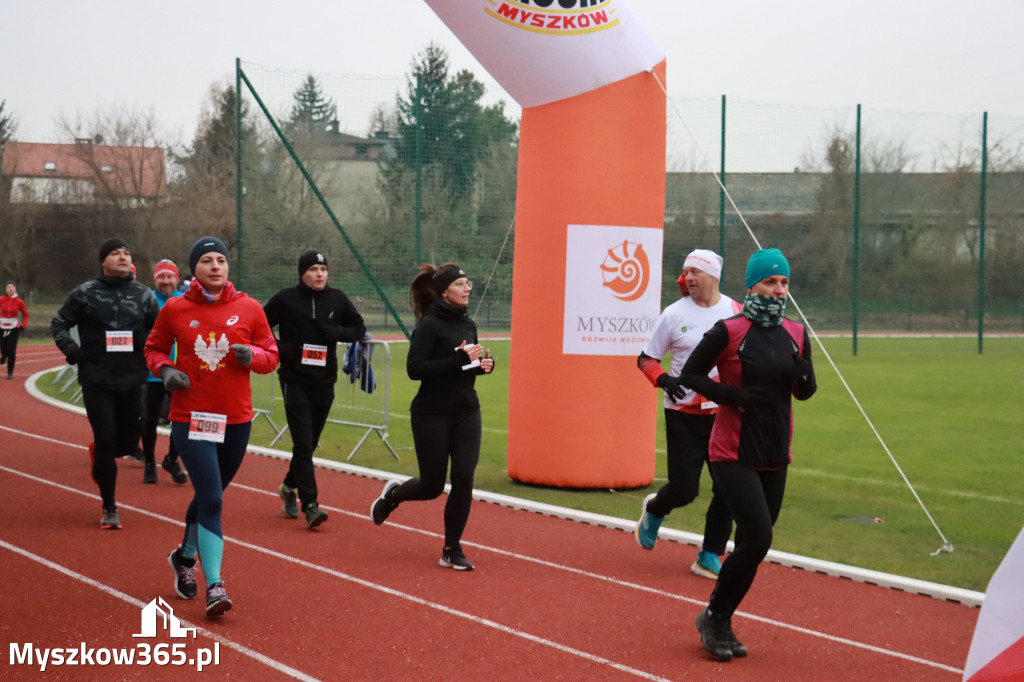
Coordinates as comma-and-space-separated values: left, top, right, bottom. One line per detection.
795, 467, 1024, 506
0, 538, 320, 681
0, 466, 667, 681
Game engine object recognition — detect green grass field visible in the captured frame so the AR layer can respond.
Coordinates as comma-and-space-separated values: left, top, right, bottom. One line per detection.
33, 335, 1023, 592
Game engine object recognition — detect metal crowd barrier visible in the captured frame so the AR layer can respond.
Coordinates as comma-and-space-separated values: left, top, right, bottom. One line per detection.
264, 339, 400, 461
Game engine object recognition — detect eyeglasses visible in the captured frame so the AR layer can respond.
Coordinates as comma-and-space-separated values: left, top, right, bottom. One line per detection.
450, 280, 473, 291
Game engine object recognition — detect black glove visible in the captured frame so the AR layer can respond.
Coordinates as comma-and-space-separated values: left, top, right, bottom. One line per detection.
64, 345, 84, 366
230, 343, 252, 367
159, 366, 191, 392
724, 386, 771, 411
790, 353, 813, 383
656, 374, 687, 402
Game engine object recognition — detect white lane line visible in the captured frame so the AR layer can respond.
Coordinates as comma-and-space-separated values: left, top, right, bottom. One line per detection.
233, 482, 966, 676
0, 464, 669, 681
0, 538, 320, 681
0, 452, 964, 677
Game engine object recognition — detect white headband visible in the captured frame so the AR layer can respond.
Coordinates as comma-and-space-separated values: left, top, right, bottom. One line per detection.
683, 249, 723, 280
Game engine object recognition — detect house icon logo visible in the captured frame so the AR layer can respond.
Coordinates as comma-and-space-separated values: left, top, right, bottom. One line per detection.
133, 597, 197, 639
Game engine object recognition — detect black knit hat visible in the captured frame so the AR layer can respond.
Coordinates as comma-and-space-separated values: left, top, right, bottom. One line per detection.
98, 237, 129, 263
188, 236, 230, 274
298, 250, 328, 276
432, 263, 467, 294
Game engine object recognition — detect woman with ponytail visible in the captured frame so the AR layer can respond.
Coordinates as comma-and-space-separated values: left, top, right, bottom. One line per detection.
680, 248, 817, 662
370, 263, 495, 571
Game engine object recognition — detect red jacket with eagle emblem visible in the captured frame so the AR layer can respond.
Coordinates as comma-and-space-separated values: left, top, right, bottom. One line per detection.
144, 279, 278, 424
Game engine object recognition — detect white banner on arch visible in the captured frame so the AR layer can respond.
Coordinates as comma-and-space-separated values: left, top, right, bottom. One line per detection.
423, 0, 665, 107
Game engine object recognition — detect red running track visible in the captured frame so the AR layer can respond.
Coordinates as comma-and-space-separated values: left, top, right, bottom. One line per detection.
1, 345, 977, 680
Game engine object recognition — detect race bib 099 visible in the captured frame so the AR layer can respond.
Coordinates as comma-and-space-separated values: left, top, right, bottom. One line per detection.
188, 411, 227, 443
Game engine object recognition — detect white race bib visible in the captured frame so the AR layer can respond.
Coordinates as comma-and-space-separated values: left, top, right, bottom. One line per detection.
300, 343, 328, 367
105, 330, 133, 352
0, 318, 17, 330
188, 411, 227, 443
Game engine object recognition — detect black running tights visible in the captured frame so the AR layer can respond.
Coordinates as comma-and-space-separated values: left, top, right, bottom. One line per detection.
394, 409, 481, 548
706, 461, 787, 616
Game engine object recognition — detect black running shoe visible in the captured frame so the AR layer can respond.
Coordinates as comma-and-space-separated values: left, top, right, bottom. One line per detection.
278, 484, 299, 519
100, 508, 122, 530
371, 480, 401, 525
143, 462, 157, 484
439, 545, 475, 571
205, 583, 232, 617
695, 608, 734, 662
168, 549, 198, 600
161, 456, 188, 485
305, 503, 328, 530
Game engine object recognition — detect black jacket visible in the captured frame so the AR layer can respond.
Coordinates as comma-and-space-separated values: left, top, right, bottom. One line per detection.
50, 274, 159, 388
680, 315, 816, 469
263, 282, 366, 386
407, 300, 483, 414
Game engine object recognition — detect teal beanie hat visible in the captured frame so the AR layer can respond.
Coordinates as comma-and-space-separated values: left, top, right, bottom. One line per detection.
745, 248, 790, 288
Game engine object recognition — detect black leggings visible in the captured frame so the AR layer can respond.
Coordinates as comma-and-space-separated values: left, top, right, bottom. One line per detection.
647, 410, 733, 555
393, 410, 481, 548
1, 328, 20, 374
141, 381, 177, 465
281, 380, 334, 509
82, 384, 142, 510
706, 461, 787, 616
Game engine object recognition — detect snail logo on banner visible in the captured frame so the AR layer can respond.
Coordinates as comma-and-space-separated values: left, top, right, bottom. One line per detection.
564, 224, 662, 355
486, 0, 619, 35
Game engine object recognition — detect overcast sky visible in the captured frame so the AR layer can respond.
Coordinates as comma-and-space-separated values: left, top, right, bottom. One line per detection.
3, 0, 1023, 152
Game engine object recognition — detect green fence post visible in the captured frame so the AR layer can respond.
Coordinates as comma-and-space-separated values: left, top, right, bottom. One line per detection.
978, 111, 987, 355
235, 58, 244, 290
852, 104, 861, 356
414, 74, 423, 266
719, 94, 726, 256
237, 65, 411, 339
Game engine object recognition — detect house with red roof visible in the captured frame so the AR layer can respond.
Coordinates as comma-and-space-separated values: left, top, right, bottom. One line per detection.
1, 139, 167, 206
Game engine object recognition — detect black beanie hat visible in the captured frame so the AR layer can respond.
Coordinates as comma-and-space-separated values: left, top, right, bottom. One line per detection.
431, 263, 467, 294
298, 250, 328, 276
99, 237, 129, 263
189, 236, 230, 274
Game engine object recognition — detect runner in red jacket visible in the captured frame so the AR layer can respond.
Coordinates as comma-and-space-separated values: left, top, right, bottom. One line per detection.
1, 280, 30, 379
145, 236, 278, 618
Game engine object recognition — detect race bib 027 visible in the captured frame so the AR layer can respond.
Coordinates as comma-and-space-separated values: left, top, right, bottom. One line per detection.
105, 330, 133, 352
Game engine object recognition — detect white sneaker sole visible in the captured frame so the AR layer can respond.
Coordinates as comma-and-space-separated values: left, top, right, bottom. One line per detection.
370, 480, 401, 525
690, 562, 719, 580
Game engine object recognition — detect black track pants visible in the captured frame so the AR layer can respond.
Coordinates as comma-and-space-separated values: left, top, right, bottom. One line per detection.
82, 384, 142, 510
281, 380, 334, 510
646, 410, 734, 555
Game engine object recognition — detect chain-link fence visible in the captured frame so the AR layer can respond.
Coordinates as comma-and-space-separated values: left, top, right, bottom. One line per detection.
234, 61, 1023, 340
10, 60, 1018, 339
